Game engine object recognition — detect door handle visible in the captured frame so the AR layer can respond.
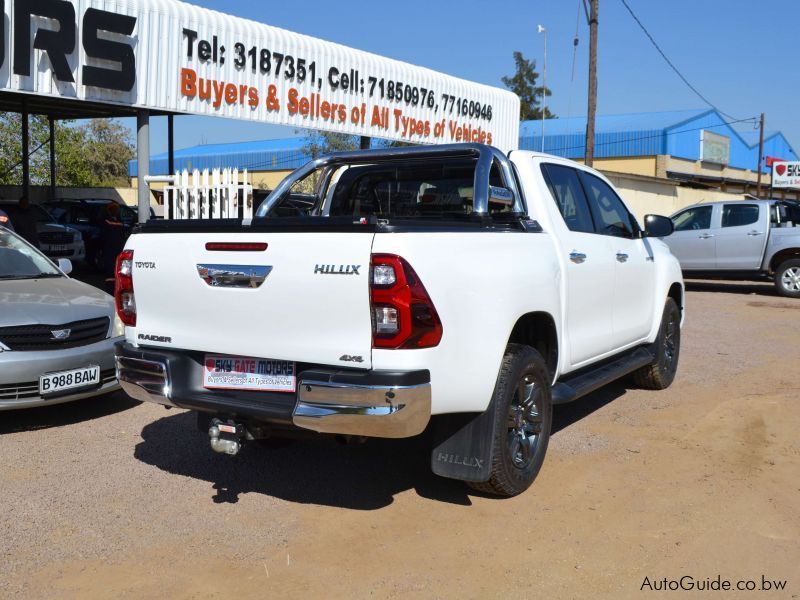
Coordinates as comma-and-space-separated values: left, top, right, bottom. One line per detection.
569, 251, 587, 264
616, 252, 629, 263
747, 231, 764, 236
698, 233, 715, 239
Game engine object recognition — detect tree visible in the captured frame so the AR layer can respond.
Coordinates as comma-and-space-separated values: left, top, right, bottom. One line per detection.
81, 119, 135, 187
0, 114, 134, 188
303, 131, 360, 158
501, 51, 555, 121
301, 130, 414, 158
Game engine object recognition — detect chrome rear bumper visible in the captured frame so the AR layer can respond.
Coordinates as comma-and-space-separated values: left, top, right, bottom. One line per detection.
115, 342, 430, 438
293, 379, 431, 438
116, 355, 175, 407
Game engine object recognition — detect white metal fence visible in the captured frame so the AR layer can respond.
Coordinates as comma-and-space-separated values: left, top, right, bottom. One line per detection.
160, 168, 253, 220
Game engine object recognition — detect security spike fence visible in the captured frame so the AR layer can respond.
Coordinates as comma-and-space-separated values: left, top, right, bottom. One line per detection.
163, 168, 253, 220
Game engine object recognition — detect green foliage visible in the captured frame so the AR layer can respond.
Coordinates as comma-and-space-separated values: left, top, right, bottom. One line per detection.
501, 51, 555, 121
303, 131, 360, 158
0, 115, 134, 187
301, 130, 418, 158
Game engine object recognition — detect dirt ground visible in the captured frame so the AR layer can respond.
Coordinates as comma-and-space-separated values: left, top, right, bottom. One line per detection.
1, 280, 798, 599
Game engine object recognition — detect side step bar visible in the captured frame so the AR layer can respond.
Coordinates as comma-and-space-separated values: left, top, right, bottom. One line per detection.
552, 346, 654, 405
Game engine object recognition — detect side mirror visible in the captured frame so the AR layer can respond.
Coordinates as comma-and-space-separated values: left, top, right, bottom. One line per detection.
57, 258, 73, 275
643, 214, 674, 238
488, 186, 514, 206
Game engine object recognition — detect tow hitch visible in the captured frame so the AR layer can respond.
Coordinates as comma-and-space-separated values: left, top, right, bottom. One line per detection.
208, 419, 248, 455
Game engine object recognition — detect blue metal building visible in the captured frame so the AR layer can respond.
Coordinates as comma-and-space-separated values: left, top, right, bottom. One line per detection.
129, 136, 310, 177
519, 108, 797, 174
129, 109, 797, 199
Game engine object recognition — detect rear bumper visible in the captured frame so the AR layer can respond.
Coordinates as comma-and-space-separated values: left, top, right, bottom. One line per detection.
115, 342, 431, 438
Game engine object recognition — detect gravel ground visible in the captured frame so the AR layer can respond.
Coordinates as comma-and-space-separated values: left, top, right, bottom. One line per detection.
1, 279, 798, 598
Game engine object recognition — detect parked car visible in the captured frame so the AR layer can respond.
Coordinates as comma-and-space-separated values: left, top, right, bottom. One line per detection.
0, 227, 123, 410
0, 201, 85, 263
0, 208, 14, 232
114, 143, 684, 497
44, 199, 140, 270
665, 199, 800, 297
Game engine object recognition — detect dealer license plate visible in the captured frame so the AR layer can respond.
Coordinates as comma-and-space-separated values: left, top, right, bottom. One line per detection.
39, 365, 100, 396
203, 355, 296, 393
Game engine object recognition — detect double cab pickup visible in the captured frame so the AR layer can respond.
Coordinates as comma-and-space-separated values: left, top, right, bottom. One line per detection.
115, 144, 684, 496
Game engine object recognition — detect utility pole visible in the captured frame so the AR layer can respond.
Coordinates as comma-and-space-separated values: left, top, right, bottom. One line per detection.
585, 0, 599, 167
756, 112, 765, 197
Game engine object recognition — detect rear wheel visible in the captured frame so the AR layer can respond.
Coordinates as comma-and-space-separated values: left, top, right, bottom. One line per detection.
774, 259, 800, 298
468, 344, 552, 497
633, 298, 681, 390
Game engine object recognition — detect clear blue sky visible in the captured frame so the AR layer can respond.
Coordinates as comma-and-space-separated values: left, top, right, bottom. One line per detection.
120, 0, 798, 155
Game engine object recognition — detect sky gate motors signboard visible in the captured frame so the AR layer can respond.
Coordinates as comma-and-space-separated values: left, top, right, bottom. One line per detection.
0, 0, 520, 150
772, 161, 800, 189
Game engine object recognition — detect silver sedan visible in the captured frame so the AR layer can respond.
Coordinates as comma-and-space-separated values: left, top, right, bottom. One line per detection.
0, 228, 122, 410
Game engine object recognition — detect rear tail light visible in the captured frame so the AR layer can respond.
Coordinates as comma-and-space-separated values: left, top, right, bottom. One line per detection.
115, 250, 136, 326
370, 254, 442, 349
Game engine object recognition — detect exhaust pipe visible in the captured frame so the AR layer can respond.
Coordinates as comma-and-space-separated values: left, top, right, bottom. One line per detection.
208, 419, 245, 455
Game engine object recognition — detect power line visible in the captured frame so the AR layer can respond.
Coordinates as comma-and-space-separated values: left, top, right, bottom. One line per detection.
619, 0, 740, 121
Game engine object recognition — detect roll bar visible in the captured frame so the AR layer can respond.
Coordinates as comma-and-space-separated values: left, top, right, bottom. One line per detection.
255, 143, 523, 218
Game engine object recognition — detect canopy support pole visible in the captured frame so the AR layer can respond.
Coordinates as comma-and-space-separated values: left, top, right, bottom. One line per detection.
137, 110, 150, 223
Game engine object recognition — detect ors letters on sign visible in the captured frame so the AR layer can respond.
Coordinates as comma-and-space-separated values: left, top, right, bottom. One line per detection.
1, 0, 137, 91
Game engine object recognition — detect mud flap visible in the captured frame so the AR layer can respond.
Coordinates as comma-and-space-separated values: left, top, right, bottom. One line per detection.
430, 398, 497, 483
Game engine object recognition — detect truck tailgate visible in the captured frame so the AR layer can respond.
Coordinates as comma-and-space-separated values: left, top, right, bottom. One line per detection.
127, 231, 375, 368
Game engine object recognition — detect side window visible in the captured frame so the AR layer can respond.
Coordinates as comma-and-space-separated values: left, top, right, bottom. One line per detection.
578, 171, 636, 238
721, 204, 760, 228
540, 164, 595, 234
672, 206, 713, 231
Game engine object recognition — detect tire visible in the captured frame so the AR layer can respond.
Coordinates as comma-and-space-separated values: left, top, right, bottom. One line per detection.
468, 344, 553, 497
633, 298, 681, 390
774, 259, 800, 298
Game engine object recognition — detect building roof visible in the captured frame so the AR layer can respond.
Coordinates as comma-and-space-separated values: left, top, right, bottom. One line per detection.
519, 108, 798, 173
130, 109, 799, 177
519, 108, 711, 137
129, 136, 310, 177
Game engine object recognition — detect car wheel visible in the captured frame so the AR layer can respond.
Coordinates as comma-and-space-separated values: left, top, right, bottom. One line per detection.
468, 344, 552, 497
774, 259, 800, 298
633, 298, 681, 390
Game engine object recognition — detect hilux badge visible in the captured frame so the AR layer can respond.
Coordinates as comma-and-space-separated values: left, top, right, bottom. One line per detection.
314, 264, 361, 275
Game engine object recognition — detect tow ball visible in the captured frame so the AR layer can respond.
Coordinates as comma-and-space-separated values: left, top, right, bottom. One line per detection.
208, 419, 247, 455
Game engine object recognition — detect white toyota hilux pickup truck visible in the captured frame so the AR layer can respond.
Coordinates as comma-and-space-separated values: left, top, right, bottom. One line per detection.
115, 144, 684, 496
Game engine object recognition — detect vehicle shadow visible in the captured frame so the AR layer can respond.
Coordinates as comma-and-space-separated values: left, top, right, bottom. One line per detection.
684, 279, 778, 297
133, 382, 630, 510
134, 411, 472, 510
0, 391, 140, 434
552, 381, 627, 434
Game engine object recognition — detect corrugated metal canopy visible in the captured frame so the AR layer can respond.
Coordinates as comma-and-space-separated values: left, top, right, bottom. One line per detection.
0, 90, 175, 119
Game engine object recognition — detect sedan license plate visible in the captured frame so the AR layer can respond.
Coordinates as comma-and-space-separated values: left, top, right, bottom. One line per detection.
203, 355, 296, 393
39, 365, 100, 396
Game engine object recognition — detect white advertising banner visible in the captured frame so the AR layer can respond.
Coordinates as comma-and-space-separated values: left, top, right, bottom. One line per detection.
772, 161, 800, 189
0, 0, 521, 150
